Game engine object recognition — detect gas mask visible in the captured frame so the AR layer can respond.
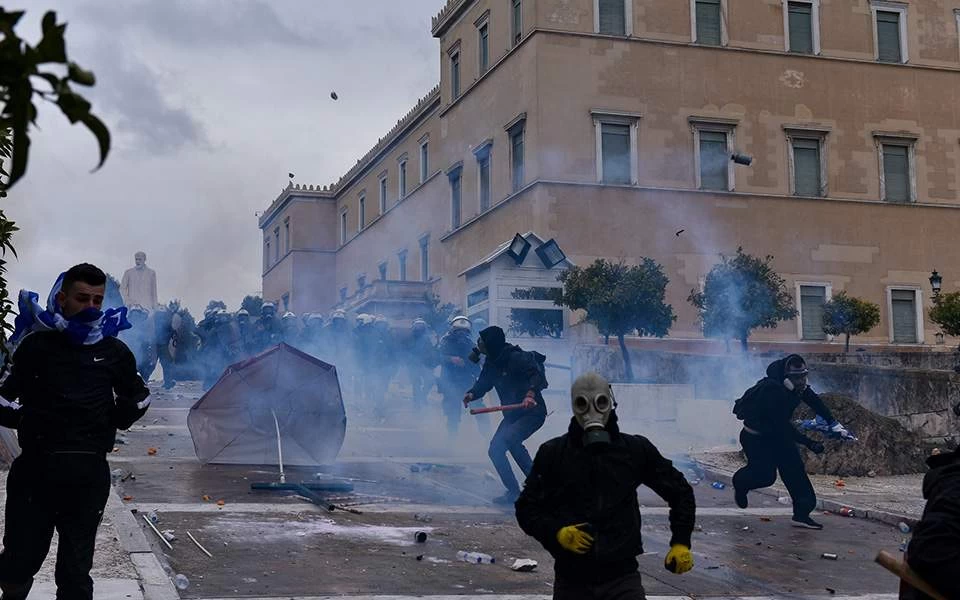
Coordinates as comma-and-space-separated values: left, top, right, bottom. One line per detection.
468, 337, 486, 364
571, 372, 616, 445
782, 356, 809, 394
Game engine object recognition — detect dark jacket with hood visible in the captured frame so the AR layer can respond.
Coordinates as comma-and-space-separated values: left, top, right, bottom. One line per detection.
516, 413, 696, 583
438, 328, 478, 388
0, 331, 150, 455
467, 327, 547, 421
905, 448, 960, 599
734, 354, 835, 447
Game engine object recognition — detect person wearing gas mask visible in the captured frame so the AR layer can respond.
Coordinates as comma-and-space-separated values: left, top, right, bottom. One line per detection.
438, 316, 484, 437
732, 354, 852, 530
516, 372, 696, 599
900, 400, 960, 600
463, 326, 547, 504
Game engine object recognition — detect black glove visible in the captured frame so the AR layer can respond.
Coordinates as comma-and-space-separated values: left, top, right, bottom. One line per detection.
806, 440, 825, 455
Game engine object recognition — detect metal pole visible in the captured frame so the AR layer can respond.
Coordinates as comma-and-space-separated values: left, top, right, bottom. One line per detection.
272, 409, 285, 484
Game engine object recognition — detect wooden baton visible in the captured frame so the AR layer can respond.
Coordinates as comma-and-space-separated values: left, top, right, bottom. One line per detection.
470, 404, 524, 415
875, 550, 947, 600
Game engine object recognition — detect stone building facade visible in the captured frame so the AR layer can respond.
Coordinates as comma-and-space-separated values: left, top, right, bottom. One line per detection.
261, 0, 960, 349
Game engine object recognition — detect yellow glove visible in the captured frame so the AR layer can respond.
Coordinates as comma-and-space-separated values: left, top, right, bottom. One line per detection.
664, 544, 693, 574
556, 523, 594, 554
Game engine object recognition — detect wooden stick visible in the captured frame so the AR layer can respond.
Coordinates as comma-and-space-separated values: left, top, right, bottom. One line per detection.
142, 514, 173, 550
186, 530, 213, 558
470, 404, 523, 415
875, 551, 947, 600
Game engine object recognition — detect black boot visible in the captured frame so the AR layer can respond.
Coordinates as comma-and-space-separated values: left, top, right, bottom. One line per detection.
0, 578, 34, 600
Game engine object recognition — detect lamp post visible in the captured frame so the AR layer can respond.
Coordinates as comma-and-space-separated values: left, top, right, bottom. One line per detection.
930, 270, 943, 303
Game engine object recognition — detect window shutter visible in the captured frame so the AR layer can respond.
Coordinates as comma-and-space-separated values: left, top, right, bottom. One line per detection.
599, 0, 626, 35
876, 11, 902, 63
891, 290, 917, 343
699, 130, 728, 190
793, 138, 821, 196
883, 144, 910, 202
479, 156, 491, 211
800, 286, 827, 340
601, 123, 631, 184
451, 172, 462, 228
788, 2, 813, 54
696, 0, 722, 45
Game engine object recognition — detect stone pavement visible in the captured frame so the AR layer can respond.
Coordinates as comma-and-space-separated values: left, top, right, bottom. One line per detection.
692, 451, 926, 526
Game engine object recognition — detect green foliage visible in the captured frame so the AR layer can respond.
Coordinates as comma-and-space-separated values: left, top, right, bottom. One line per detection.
556, 258, 676, 381
421, 292, 459, 336
930, 292, 960, 338
687, 247, 796, 351
822, 291, 881, 351
241, 295, 263, 315
0, 9, 110, 188
0, 130, 17, 338
507, 287, 563, 338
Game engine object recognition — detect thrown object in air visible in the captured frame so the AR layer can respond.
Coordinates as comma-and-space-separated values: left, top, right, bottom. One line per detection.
188, 344, 346, 467
330, 91, 339, 100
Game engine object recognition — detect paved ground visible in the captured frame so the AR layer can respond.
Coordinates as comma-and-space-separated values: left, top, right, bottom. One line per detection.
93, 381, 921, 599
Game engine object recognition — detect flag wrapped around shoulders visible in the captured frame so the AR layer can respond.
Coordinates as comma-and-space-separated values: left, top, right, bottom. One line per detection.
9, 272, 131, 350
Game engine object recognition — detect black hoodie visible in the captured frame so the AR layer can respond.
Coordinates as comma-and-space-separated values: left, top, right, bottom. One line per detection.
906, 449, 960, 599
516, 412, 696, 583
733, 354, 835, 446
467, 343, 547, 421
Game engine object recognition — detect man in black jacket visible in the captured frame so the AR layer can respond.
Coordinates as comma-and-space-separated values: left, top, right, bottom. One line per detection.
901, 400, 960, 600
732, 354, 851, 530
464, 326, 546, 504
516, 372, 696, 599
0, 264, 151, 600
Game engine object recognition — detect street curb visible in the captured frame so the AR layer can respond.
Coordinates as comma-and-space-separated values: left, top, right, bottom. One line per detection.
697, 464, 920, 529
105, 485, 181, 600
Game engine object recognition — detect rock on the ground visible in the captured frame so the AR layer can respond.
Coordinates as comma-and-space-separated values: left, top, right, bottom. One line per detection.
796, 393, 929, 476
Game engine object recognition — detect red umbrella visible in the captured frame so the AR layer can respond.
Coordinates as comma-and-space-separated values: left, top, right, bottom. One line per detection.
188, 344, 346, 471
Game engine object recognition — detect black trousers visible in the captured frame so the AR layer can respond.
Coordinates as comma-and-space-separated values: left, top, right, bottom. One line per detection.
554, 572, 647, 600
0, 452, 110, 600
488, 413, 545, 493
732, 429, 816, 519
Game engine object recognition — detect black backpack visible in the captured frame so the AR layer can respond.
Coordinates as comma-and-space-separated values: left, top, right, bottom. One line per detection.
732, 379, 764, 421
529, 350, 548, 391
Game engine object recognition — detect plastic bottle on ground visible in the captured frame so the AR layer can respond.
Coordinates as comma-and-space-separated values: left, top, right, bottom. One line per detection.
174, 574, 189, 590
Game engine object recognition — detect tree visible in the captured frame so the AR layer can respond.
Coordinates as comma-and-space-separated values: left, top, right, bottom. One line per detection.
556, 258, 676, 382
241, 295, 263, 315
507, 287, 563, 339
930, 292, 960, 341
420, 292, 459, 336
0, 9, 109, 339
822, 291, 881, 352
688, 247, 797, 352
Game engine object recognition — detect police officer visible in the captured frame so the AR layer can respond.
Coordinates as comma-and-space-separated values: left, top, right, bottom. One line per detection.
0, 264, 150, 600
438, 316, 482, 438
516, 372, 696, 600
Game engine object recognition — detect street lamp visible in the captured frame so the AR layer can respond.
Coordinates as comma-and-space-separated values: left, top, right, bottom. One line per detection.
930, 270, 943, 299
506, 233, 531, 265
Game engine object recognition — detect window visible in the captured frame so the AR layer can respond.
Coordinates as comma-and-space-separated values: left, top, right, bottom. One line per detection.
467, 287, 490, 307
450, 50, 461, 100
594, 112, 640, 185
357, 273, 366, 290
787, 132, 826, 197
798, 285, 828, 340
358, 194, 365, 231
419, 235, 430, 282
506, 117, 526, 192
284, 218, 290, 253
340, 211, 347, 245
694, 0, 723, 46
282, 293, 290, 312
339, 287, 347, 302
512, 0, 523, 46
596, 0, 629, 36
419, 139, 429, 183
876, 136, 915, 203
478, 21, 490, 73
449, 166, 462, 229
264, 240, 270, 270
273, 228, 280, 262
378, 261, 387, 281
379, 175, 388, 214
889, 288, 920, 343
785, 1, 817, 54
871, 2, 907, 63
474, 141, 492, 212
691, 122, 734, 191
398, 250, 408, 281
398, 159, 407, 199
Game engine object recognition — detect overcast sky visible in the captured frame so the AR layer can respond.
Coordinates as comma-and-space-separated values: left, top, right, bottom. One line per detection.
7, 0, 441, 314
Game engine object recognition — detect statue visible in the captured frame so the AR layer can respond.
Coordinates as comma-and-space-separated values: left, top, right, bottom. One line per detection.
120, 251, 158, 311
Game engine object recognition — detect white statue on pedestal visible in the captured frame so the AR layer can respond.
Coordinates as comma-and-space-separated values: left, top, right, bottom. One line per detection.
120, 251, 158, 311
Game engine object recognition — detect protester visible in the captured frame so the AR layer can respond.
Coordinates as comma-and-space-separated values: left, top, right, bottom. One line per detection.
516, 372, 696, 599
0, 264, 151, 600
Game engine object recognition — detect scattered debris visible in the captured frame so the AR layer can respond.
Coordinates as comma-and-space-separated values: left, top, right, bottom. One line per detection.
410, 463, 465, 474
202, 495, 211, 502
867, 470, 877, 478
415, 555, 424, 561
414, 531, 428, 543
143, 514, 173, 550
705, 565, 720, 570
838, 507, 855, 517
821, 553, 838, 561
834, 479, 846, 488
111, 468, 124, 481
711, 482, 726, 490
414, 513, 433, 523
456, 551, 495, 564
742, 526, 750, 531
216, 499, 226, 507
511, 559, 538, 572
187, 530, 213, 558
899, 539, 908, 552
760, 517, 772, 522
898, 522, 911, 534
161, 530, 177, 542
826, 587, 836, 594
121, 472, 135, 482
147, 511, 159, 524
122, 495, 134, 502
147, 448, 158, 456
173, 574, 189, 591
